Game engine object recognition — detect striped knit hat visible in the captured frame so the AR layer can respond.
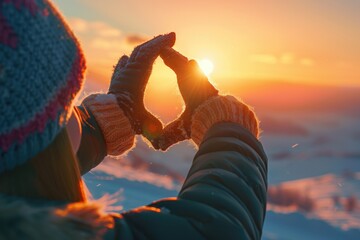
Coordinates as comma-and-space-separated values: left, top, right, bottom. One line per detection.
0, 0, 86, 173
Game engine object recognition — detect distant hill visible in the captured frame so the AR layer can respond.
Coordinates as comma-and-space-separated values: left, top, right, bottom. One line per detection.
81, 78, 360, 122
219, 80, 360, 116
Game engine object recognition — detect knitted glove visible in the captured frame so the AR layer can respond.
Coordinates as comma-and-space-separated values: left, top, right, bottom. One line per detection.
108, 33, 175, 142
82, 33, 175, 155
153, 47, 259, 150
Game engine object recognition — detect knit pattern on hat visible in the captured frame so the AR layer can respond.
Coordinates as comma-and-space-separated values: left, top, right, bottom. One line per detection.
191, 95, 260, 146
0, 0, 86, 173
82, 94, 135, 156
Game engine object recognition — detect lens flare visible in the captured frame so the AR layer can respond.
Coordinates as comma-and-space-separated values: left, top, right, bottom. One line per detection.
198, 59, 214, 76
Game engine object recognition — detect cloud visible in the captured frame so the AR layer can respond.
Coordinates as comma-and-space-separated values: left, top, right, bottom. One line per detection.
268, 184, 316, 212
260, 116, 308, 136
280, 52, 295, 64
127, 151, 185, 183
270, 151, 292, 161
126, 34, 148, 45
343, 196, 358, 213
268, 174, 360, 230
314, 150, 360, 159
250, 54, 278, 64
68, 18, 88, 33
250, 52, 315, 66
68, 18, 126, 61
68, 18, 121, 37
88, 137, 190, 191
91, 22, 121, 38
300, 58, 315, 66
90, 38, 115, 50
92, 139, 187, 191
65, 18, 151, 80
95, 156, 181, 190
234, 81, 360, 115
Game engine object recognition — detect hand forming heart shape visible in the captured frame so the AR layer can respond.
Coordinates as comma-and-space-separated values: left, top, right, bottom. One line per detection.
108, 32, 218, 151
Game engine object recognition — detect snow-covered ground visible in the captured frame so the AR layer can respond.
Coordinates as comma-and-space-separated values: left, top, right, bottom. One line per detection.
82, 79, 360, 239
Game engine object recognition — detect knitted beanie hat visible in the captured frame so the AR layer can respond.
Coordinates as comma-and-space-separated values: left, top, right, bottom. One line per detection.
0, 0, 86, 173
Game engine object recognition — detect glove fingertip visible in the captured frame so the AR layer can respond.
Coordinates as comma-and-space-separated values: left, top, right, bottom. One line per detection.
188, 59, 200, 69
153, 136, 172, 151
158, 118, 191, 150
151, 140, 160, 150
119, 55, 129, 66
166, 32, 176, 48
114, 55, 129, 72
160, 47, 188, 73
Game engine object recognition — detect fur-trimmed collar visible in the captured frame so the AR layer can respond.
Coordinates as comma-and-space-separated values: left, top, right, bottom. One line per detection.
0, 194, 114, 240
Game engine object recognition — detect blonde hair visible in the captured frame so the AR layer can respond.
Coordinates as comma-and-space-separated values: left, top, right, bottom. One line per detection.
0, 128, 87, 202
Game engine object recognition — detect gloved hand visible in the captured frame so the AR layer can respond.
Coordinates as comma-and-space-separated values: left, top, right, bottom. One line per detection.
108, 33, 176, 143
152, 47, 218, 150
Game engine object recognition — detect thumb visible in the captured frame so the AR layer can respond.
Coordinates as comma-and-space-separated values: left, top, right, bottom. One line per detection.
151, 114, 191, 151
110, 55, 129, 84
115, 55, 129, 71
160, 47, 188, 74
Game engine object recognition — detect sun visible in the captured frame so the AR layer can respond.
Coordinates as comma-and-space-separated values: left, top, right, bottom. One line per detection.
198, 59, 214, 76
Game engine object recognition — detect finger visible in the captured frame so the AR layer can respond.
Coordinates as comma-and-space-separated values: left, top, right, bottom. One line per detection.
152, 117, 190, 151
188, 59, 202, 72
118, 55, 129, 69
113, 55, 129, 72
160, 47, 189, 74
128, 32, 176, 65
111, 55, 129, 83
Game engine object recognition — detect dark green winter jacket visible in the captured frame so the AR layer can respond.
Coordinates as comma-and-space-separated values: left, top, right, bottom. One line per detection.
105, 122, 267, 240
76, 105, 268, 239
0, 107, 267, 240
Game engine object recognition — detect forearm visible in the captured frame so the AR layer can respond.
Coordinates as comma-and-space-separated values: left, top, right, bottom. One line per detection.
113, 96, 267, 239
76, 94, 135, 175
75, 105, 107, 175
115, 123, 267, 240
177, 95, 267, 239
179, 122, 268, 239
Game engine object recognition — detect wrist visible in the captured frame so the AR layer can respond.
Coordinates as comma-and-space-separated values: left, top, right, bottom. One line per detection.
82, 94, 135, 156
113, 93, 144, 134
190, 95, 260, 146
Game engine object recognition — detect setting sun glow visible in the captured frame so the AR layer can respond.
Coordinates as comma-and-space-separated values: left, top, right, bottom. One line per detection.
198, 59, 214, 76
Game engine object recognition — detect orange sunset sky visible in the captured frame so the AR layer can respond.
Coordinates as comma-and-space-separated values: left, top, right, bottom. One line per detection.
53, 0, 359, 119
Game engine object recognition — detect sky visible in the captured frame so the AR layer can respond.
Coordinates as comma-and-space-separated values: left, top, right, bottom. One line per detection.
51, 2, 360, 233
53, 0, 359, 89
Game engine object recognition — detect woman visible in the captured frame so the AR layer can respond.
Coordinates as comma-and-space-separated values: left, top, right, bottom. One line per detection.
0, 0, 267, 239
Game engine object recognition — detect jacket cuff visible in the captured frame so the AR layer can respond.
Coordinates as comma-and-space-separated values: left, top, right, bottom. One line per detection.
82, 94, 135, 156
191, 95, 260, 146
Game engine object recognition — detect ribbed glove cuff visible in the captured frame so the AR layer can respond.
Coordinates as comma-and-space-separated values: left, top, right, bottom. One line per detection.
191, 95, 260, 146
82, 94, 135, 156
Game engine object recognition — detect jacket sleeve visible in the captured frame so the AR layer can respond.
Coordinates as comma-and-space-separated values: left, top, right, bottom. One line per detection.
114, 122, 267, 240
75, 94, 135, 175
75, 105, 107, 175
